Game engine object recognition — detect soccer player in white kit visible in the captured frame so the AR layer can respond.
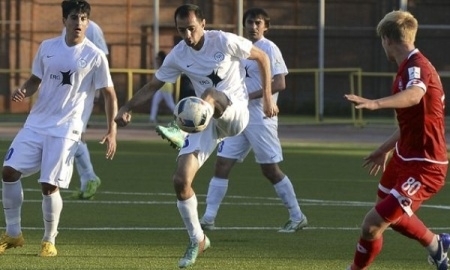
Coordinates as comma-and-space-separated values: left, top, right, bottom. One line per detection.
63, 19, 109, 199
0, 0, 118, 257
200, 7, 308, 233
114, 4, 277, 268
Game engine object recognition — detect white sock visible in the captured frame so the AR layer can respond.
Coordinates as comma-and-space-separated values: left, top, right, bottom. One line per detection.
273, 176, 303, 222
203, 177, 228, 223
42, 190, 63, 244
2, 180, 23, 237
426, 235, 439, 256
75, 142, 97, 191
177, 195, 203, 243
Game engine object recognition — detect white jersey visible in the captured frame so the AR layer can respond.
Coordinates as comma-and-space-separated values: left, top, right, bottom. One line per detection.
156, 30, 253, 104
24, 36, 113, 141
62, 21, 110, 131
243, 37, 288, 124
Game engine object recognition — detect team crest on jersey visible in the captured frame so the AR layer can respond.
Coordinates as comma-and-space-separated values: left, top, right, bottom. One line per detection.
408, 67, 421, 80
77, 58, 87, 68
214, 52, 225, 62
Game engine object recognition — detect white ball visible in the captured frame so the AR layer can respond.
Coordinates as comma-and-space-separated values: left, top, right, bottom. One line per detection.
174, 97, 213, 133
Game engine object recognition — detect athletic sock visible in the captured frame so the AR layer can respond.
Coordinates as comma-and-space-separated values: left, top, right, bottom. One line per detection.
42, 190, 63, 244
203, 177, 228, 223
273, 176, 303, 221
2, 180, 23, 237
177, 194, 203, 243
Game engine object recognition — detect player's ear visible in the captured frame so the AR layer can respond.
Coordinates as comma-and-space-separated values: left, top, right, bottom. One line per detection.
200, 19, 205, 29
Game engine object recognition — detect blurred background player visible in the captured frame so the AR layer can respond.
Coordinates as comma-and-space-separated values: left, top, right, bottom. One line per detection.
200, 7, 307, 233
62, 19, 109, 199
345, 10, 449, 270
149, 51, 176, 124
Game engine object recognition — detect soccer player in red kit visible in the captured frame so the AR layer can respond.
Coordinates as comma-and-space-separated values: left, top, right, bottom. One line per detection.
345, 10, 449, 270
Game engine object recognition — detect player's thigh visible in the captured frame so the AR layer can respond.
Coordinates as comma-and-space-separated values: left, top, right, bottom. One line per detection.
179, 125, 219, 168
377, 155, 400, 198
377, 161, 446, 221
215, 100, 249, 138
216, 133, 251, 162
246, 124, 283, 164
39, 136, 78, 189
3, 128, 42, 177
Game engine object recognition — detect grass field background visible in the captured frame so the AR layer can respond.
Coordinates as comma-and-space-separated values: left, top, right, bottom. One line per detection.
0, 137, 449, 269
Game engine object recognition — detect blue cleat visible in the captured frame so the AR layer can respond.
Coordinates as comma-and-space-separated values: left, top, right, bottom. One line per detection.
428, 233, 450, 270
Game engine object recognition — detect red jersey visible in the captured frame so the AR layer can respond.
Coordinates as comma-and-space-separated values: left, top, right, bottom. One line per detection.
393, 49, 448, 164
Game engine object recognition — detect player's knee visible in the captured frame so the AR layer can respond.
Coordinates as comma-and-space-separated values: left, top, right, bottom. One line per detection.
41, 183, 59, 195
261, 164, 283, 183
2, 166, 21, 182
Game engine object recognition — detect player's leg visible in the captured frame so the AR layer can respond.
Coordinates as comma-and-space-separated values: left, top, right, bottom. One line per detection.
0, 128, 41, 254
150, 90, 162, 123
200, 135, 249, 230
162, 91, 176, 112
38, 135, 76, 257
349, 206, 390, 270
175, 131, 218, 268
74, 141, 101, 199
247, 123, 307, 232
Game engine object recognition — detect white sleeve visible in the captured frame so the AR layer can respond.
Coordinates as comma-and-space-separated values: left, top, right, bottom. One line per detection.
86, 21, 109, 55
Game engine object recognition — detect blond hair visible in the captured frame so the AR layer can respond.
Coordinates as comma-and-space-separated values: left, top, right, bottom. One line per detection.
376, 10, 418, 44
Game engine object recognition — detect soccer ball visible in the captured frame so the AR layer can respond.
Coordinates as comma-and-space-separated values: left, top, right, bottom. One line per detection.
173, 96, 213, 133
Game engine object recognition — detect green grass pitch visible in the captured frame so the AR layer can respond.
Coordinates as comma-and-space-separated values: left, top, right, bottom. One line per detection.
0, 139, 448, 269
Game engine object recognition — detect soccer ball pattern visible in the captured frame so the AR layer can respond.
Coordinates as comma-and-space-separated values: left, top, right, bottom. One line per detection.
174, 97, 213, 133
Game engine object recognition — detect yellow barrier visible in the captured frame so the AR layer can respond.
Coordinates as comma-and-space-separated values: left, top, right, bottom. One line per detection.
8, 68, 449, 127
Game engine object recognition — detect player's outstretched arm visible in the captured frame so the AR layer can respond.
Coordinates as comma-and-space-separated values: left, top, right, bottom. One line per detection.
114, 77, 165, 127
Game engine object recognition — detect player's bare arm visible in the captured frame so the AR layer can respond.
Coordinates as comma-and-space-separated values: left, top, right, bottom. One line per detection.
100, 86, 118, 159
362, 128, 399, 175
247, 45, 278, 117
248, 74, 286, 100
11, 75, 41, 102
114, 77, 165, 127
345, 85, 424, 110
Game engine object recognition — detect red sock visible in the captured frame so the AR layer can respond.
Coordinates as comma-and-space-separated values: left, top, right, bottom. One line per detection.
391, 214, 434, 246
353, 237, 383, 269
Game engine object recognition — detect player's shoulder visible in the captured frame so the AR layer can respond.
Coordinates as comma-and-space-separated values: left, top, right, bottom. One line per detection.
41, 36, 62, 46
255, 38, 280, 51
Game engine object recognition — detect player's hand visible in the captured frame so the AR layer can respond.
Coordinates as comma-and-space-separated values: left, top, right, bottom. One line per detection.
114, 107, 132, 127
12, 89, 26, 102
99, 133, 116, 160
362, 148, 390, 176
344, 94, 378, 110
263, 101, 279, 118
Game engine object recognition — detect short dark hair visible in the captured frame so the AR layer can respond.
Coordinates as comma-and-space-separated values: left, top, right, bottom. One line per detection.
61, 0, 91, 19
156, 50, 167, 61
243, 8, 270, 29
174, 4, 205, 24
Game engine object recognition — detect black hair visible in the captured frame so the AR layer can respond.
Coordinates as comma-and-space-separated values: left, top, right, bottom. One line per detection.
61, 0, 91, 19
174, 4, 204, 25
156, 50, 167, 61
243, 7, 270, 29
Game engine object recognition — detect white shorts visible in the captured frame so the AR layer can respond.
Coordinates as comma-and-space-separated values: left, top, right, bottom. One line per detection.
217, 123, 283, 164
179, 100, 249, 167
3, 128, 77, 189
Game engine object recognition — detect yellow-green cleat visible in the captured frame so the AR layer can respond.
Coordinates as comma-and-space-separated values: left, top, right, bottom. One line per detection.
178, 235, 211, 268
38, 241, 57, 257
0, 232, 25, 254
156, 121, 185, 150
81, 177, 101, 199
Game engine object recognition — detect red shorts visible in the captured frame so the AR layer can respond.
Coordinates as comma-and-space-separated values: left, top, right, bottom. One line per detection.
376, 153, 447, 222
